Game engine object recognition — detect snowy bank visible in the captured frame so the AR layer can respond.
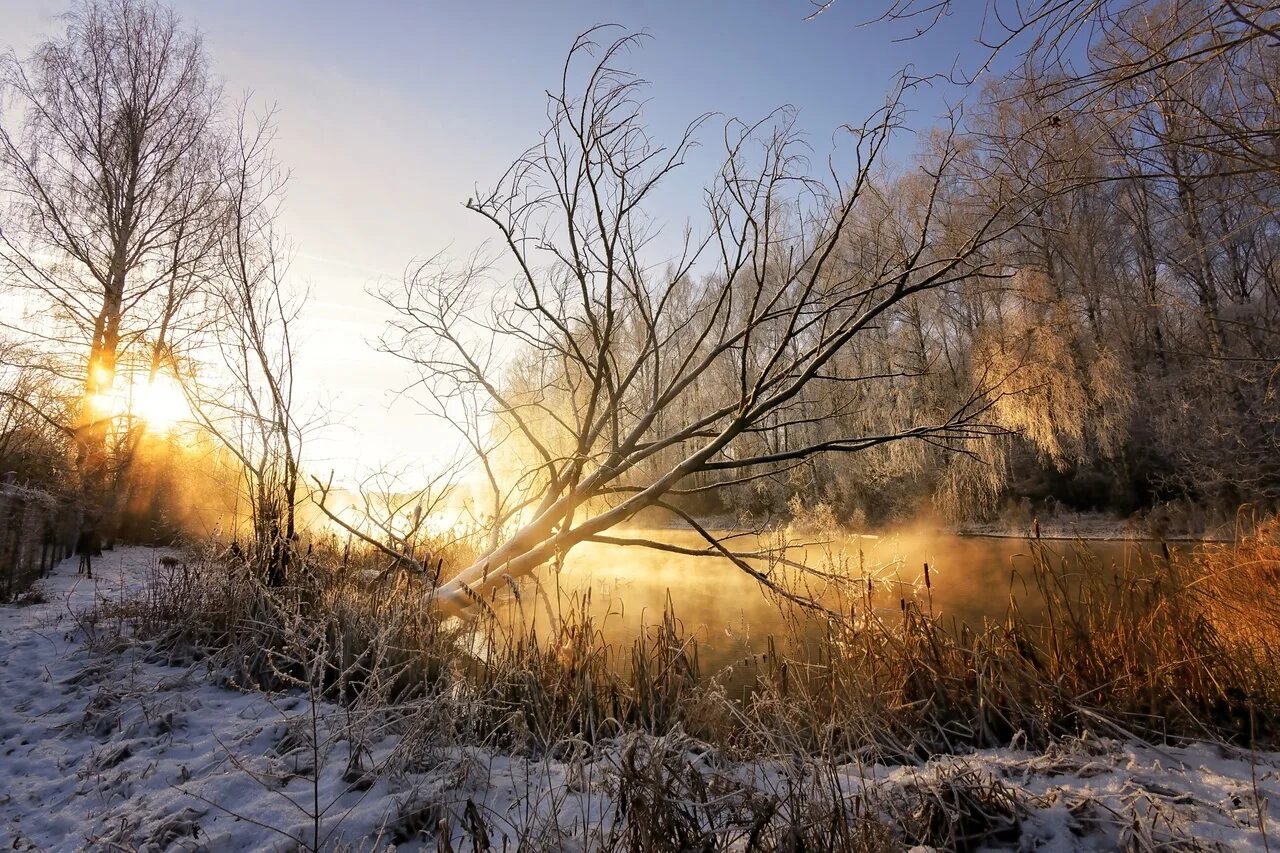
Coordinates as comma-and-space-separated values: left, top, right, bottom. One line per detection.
2, 547, 1278, 850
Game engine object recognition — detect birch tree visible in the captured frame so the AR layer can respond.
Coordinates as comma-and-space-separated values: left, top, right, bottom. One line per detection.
0, 0, 222, 535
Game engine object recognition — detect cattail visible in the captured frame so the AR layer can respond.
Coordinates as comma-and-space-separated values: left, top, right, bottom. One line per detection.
503, 572, 522, 604
924, 562, 932, 590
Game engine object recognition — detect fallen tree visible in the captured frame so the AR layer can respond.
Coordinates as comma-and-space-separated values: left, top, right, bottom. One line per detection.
381, 30, 1029, 617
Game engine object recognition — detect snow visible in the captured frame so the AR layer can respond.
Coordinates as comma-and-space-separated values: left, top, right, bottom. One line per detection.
2, 547, 1278, 850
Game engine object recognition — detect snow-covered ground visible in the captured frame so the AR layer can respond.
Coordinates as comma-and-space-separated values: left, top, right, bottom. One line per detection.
2, 547, 1278, 850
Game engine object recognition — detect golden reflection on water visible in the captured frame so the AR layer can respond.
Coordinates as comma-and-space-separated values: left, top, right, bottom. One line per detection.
515, 527, 1158, 694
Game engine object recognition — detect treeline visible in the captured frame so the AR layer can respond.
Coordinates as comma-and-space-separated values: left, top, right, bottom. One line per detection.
683, 0, 1280, 525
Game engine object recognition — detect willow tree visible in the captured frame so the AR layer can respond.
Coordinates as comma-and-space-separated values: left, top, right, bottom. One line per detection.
383, 30, 1026, 617
0, 0, 221, 530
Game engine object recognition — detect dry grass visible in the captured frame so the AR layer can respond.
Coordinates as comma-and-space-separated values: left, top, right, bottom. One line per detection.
1192, 514, 1280, 664
659, 521, 1280, 764
102, 517, 1280, 850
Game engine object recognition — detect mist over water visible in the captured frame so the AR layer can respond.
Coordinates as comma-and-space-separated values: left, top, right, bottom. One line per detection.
538, 528, 1164, 696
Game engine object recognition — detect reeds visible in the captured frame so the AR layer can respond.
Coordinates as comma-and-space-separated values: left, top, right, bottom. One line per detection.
106, 518, 1280, 849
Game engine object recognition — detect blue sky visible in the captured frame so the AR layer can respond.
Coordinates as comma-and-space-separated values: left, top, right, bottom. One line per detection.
3, 0, 1013, 480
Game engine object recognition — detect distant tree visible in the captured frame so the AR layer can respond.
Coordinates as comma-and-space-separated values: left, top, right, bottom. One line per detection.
829, 0, 1280, 515
830, 0, 1279, 177
0, 344, 75, 486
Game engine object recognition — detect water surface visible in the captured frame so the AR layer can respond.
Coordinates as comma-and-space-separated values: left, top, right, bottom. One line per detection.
521, 527, 1167, 694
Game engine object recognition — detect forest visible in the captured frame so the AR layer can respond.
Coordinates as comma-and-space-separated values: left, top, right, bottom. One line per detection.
2, 1, 1279, 850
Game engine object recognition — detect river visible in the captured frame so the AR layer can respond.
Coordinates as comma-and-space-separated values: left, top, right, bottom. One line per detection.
509, 526, 1170, 695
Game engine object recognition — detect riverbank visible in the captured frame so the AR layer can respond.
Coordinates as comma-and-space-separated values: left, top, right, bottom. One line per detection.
953, 510, 1240, 542
638, 509, 1240, 543
3, 544, 1279, 849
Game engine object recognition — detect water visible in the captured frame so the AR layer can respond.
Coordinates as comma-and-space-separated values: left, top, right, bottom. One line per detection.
521, 527, 1165, 693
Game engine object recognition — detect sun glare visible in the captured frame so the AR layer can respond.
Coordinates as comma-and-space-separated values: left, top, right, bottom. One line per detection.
134, 375, 190, 431
88, 374, 191, 431
91, 364, 114, 387
87, 391, 116, 416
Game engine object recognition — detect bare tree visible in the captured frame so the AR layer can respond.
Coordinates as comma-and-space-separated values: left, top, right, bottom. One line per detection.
0, 342, 76, 485
186, 107, 305, 586
105, 140, 227, 539
828, 0, 1279, 177
311, 461, 464, 579
380, 30, 1024, 617
0, 0, 222, 534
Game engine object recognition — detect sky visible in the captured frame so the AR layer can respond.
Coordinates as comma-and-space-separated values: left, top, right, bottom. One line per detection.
2, 0, 1012, 486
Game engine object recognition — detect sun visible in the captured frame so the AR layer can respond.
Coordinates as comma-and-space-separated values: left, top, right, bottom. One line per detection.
133, 374, 190, 431
83, 372, 192, 433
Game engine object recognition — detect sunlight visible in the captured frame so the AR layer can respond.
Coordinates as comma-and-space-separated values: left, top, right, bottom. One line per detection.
85, 374, 191, 431
133, 374, 190, 431
86, 391, 117, 417
90, 364, 114, 387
